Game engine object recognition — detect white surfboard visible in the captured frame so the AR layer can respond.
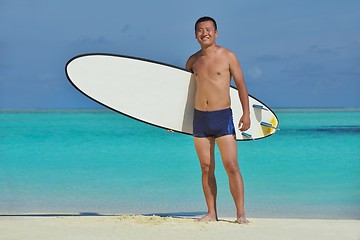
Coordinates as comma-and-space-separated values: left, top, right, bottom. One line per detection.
65, 54, 279, 140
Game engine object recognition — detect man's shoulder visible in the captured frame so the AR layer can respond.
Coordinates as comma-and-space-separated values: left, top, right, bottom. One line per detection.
216, 45, 235, 56
216, 46, 239, 65
186, 50, 201, 70
189, 50, 202, 59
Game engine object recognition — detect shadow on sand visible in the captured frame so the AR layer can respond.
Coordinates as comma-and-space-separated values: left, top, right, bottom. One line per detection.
0, 211, 236, 223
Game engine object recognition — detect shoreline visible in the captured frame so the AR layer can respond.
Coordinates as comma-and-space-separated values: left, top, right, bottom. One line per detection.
1, 214, 359, 240
0, 211, 359, 220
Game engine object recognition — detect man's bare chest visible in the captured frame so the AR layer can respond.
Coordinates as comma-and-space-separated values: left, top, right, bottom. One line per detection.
192, 56, 229, 77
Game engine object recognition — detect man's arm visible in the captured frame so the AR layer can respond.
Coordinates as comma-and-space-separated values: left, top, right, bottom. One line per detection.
185, 53, 196, 72
228, 51, 250, 131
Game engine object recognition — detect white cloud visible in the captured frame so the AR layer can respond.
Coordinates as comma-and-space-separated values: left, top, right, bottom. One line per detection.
248, 66, 263, 79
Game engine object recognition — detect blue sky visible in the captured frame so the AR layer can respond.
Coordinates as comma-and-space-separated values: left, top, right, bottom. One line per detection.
0, 0, 359, 108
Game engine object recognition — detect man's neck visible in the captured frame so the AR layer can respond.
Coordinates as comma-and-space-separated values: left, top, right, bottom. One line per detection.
201, 44, 217, 54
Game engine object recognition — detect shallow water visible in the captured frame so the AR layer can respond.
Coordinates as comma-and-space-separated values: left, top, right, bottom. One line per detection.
0, 109, 359, 219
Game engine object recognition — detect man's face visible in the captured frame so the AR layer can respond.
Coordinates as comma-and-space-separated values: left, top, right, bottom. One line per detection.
195, 21, 218, 47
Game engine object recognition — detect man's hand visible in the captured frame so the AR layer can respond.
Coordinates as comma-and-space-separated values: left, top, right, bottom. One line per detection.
238, 114, 250, 131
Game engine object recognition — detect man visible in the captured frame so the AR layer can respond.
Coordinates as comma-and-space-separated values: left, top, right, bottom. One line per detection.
186, 16, 250, 224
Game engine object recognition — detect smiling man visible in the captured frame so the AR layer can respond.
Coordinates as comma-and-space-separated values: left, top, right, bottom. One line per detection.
186, 16, 250, 224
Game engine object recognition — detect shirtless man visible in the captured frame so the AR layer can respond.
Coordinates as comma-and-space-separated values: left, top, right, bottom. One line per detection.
186, 16, 250, 224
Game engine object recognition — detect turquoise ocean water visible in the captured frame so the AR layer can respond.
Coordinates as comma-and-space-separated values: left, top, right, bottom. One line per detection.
0, 109, 359, 219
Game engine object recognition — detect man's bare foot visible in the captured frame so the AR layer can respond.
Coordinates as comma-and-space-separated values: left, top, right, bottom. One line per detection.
236, 216, 249, 224
196, 214, 218, 222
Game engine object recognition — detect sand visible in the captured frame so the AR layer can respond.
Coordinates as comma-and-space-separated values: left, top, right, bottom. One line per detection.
1, 215, 359, 240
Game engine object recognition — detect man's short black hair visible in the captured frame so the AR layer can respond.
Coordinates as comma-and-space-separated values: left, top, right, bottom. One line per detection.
195, 16, 217, 31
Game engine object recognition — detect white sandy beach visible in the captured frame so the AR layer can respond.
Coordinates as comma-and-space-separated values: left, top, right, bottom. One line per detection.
1, 215, 359, 240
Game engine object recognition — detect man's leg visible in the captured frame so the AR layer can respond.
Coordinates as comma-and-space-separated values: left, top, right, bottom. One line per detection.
194, 136, 218, 221
216, 135, 248, 223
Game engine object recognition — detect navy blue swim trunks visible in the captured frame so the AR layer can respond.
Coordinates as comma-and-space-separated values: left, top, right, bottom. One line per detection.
193, 108, 236, 138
